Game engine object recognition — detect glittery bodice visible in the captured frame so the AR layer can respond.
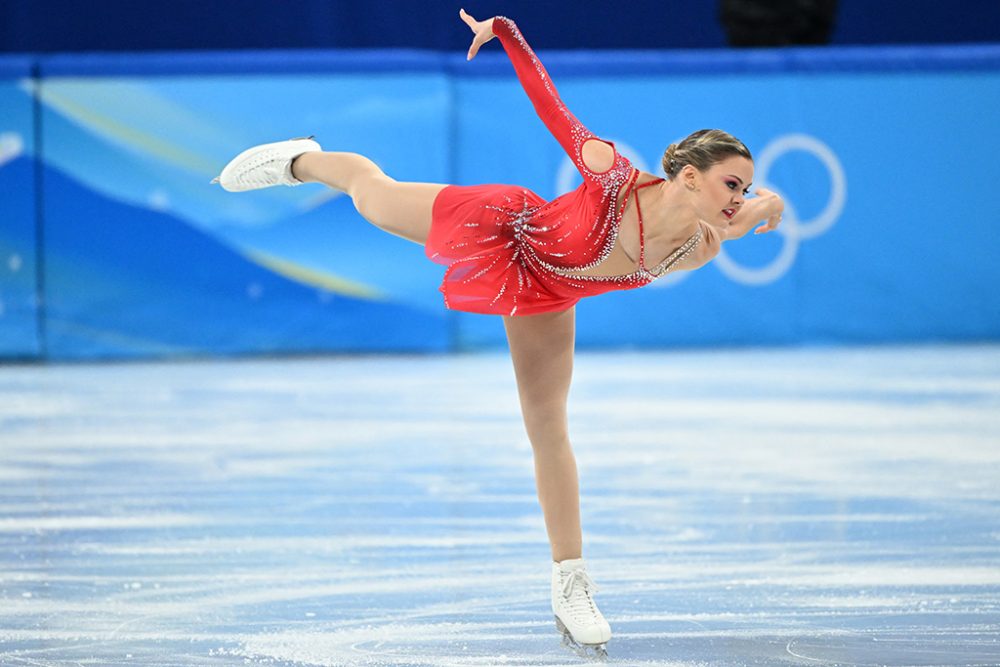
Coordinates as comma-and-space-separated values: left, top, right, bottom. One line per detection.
424, 17, 703, 316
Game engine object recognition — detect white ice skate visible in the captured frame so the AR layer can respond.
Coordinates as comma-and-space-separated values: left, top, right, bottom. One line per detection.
551, 558, 611, 659
211, 137, 321, 192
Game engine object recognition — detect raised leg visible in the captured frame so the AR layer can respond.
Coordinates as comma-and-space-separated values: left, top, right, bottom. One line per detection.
292, 151, 446, 245
502, 307, 581, 562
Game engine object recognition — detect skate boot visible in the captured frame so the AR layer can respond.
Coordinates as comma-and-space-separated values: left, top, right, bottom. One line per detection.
212, 137, 321, 192
551, 558, 611, 659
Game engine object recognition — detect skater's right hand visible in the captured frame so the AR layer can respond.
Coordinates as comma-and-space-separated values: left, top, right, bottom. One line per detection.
460, 8, 495, 60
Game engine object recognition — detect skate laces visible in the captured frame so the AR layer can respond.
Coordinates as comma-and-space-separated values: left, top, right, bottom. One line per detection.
560, 568, 600, 621
237, 151, 286, 186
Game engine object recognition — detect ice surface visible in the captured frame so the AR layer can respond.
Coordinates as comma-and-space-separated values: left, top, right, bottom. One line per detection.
1, 346, 999, 666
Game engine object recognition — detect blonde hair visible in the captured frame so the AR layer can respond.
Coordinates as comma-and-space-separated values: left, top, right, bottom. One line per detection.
662, 129, 752, 178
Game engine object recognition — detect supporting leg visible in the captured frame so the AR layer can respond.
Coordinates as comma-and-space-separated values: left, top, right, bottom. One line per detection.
502, 307, 581, 562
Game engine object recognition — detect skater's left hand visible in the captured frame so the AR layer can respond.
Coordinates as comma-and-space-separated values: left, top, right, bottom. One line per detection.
725, 188, 784, 240
460, 8, 496, 60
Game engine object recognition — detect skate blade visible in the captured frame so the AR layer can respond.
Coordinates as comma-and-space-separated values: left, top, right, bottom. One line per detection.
555, 616, 609, 662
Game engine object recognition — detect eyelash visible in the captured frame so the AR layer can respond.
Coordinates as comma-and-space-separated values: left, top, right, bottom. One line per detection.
727, 181, 750, 195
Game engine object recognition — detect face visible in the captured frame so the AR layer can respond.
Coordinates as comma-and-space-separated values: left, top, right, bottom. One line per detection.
687, 156, 754, 226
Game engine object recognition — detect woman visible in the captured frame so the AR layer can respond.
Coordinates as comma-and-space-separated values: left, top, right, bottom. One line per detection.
214, 9, 784, 654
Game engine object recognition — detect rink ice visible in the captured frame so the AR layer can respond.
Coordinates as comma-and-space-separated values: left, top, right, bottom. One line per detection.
1, 345, 999, 666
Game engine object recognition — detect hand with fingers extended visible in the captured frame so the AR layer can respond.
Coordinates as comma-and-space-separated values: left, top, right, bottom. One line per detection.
726, 187, 785, 240
751, 187, 784, 235
459, 8, 496, 60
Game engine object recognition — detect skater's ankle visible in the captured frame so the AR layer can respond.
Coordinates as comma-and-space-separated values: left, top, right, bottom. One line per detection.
553, 553, 583, 564
290, 151, 325, 183
290, 154, 309, 182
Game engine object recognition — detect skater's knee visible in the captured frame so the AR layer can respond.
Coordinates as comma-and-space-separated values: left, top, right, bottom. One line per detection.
349, 173, 395, 224
522, 405, 570, 448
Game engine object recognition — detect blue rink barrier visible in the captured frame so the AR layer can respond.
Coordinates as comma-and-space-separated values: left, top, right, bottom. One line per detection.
1, 44, 999, 359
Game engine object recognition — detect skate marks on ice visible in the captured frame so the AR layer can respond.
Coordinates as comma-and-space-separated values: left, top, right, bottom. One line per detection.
1, 347, 999, 666
235, 612, 1000, 667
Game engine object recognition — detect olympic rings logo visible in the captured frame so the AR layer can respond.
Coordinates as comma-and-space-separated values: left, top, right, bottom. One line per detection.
556, 133, 846, 287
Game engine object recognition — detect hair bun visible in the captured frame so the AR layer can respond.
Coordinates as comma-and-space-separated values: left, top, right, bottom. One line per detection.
661, 143, 679, 176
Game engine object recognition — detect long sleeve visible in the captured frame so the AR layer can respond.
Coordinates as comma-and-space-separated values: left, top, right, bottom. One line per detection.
492, 17, 605, 181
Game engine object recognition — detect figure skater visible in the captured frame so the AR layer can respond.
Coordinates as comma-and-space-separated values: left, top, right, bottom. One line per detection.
213, 9, 784, 656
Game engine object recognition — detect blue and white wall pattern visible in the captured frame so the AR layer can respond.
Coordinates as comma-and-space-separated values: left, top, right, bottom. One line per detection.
0, 56, 39, 358
1, 46, 998, 359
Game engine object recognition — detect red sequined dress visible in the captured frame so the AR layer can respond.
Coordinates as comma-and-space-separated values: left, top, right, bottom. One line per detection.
425, 16, 703, 316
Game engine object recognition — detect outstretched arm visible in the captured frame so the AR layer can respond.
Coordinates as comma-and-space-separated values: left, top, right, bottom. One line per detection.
459, 10, 615, 177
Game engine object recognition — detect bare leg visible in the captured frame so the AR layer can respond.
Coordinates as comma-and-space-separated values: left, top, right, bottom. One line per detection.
292, 151, 445, 245
295, 152, 582, 557
503, 308, 582, 562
